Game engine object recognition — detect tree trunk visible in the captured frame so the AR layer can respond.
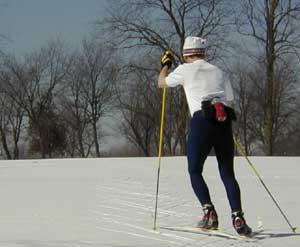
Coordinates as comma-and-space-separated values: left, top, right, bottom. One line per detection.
78, 130, 85, 158
39, 126, 47, 158
242, 113, 249, 156
92, 119, 100, 157
13, 129, 20, 159
264, 0, 277, 155
0, 126, 12, 159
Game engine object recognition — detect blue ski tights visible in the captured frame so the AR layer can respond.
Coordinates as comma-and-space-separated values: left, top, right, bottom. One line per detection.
187, 111, 242, 211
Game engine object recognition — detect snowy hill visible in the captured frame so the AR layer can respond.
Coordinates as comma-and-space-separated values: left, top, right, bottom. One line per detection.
0, 157, 299, 247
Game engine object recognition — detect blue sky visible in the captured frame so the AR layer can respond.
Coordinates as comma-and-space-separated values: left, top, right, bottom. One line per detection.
0, 0, 107, 53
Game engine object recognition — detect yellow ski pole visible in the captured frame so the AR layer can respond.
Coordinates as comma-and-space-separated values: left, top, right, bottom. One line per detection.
233, 135, 297, 233
153, 87, 167, 230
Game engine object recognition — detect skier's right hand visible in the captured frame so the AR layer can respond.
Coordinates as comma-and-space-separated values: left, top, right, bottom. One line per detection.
161, 50, 173, 69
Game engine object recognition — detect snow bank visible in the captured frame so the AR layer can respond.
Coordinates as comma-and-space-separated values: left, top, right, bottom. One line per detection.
0, 157, 299, 246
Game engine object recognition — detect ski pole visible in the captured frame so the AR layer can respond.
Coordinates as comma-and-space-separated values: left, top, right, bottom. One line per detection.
153, 87, 167, 231
233, 135, 297, 233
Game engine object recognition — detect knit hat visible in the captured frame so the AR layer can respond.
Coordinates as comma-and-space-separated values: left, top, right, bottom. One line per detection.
183, 36, 207, 57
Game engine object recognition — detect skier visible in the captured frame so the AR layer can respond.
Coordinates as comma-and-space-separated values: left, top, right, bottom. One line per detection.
158, 36, 252, 236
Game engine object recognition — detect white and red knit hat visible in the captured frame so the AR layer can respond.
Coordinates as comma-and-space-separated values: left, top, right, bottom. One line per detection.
183, 36, 207, 57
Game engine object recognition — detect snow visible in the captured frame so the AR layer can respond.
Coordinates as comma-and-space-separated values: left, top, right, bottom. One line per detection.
0, 156, 299, 247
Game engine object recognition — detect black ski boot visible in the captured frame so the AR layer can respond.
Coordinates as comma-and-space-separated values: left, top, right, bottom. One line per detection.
197, 204, 218, 230
232, 211, 252, 236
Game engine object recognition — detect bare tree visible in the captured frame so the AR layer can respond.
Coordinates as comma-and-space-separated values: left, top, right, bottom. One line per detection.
77, 38, 116, 157
271, 58, 299, 154
59, 52, 94, 158
231, 64, 254, 155
277, 87, 300, 155
231, 60, 269, 155
116, 63, 160, 156
0, 56, 26, 159
236, 0, 300, 155
99, 0, 233, 155
115, 55, 187, 157
0, 86, 25, 159
1, 40, 70, 158
231, 55, 299, 155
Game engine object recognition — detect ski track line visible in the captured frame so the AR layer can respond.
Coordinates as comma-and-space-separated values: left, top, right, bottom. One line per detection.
172, 232, 226, 247
93, 213, 196, 244
97, 186, 188, 208
112, 200, 154, 212
113, 199, 197, 218
159, 200, 196, 211
98, 186, 176, 200
95, 226, 182, 245
158, 232, 196, 243
96, 193, 154, 204
159, 224, 258, 247
92, 205, 130, 213
99, 185, 179, 199
99, 215, 149, 227
95, 191, 196, 219
95, 189, 155, 203
78, 240, 94, 245
95, 186, 150, 197
96, 217, 196, 244
94, 201, 149, 216
0, 164, 45, 170
119, 181, 145, 186
88, 210, 147, 223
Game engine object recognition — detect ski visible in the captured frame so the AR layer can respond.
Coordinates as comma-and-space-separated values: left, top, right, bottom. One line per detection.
160, 226, 259, 241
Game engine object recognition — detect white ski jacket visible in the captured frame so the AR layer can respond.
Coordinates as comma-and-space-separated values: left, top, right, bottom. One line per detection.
165, 59, 234, 116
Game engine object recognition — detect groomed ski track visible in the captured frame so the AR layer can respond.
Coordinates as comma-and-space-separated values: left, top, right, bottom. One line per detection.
0, 156, 299, 247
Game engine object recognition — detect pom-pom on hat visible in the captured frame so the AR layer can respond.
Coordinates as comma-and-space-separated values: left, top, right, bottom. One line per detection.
183, 36, 207, 57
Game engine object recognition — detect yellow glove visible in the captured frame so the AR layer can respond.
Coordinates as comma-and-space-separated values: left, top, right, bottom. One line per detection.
161, 50, 173, 68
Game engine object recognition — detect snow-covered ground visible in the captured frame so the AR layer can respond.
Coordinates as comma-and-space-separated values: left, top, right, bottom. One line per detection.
0, 156, 299, 247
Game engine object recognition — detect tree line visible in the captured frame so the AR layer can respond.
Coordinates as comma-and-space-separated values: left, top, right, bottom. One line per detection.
0, 38, 117, 158
0, 0, 300, 159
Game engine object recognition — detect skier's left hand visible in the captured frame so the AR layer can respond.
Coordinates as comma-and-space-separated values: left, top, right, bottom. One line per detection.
161, 50, 173, 69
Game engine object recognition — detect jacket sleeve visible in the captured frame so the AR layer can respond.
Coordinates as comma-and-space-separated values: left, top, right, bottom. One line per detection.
165, 65, 184, 87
